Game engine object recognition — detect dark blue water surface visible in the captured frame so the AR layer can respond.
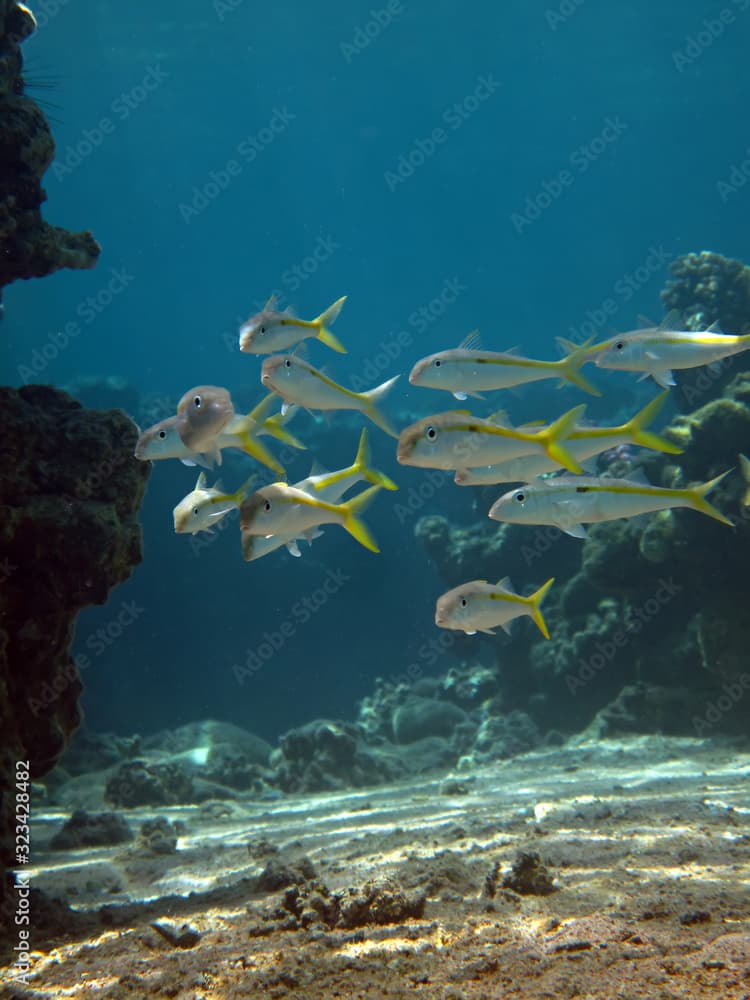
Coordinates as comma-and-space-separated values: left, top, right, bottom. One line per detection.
2, 0, 749, 739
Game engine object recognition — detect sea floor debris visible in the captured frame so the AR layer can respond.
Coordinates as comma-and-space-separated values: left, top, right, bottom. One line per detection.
3, 734, 748, 998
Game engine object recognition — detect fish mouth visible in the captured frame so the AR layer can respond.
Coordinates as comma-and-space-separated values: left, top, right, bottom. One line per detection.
260, 373, 272, 385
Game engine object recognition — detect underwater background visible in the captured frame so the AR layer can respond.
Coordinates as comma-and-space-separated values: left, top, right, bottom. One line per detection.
2, 0, 750, 744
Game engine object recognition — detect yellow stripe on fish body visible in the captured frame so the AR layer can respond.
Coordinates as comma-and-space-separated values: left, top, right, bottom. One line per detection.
397, 405, 586, 474
488, 471, 734, 534
260, 355, 400, 437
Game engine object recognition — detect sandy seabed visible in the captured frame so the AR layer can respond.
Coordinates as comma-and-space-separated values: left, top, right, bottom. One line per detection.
2, 735, 749, 999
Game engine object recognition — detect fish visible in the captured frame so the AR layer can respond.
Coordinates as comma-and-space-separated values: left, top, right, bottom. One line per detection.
435, 577, 554, 639
488, 470, 734, 537
241, 429, 397, 561
409, 331, 600, 399
240, 482, 383, 552
590, 310, 750, 388
135, 396, 293, 475
455, 392, 681, 485
261, 354, 400, 437
396, 405, 587, 474
175, 386, 236, 457
239, 295, 347, 354
173, 472, 255, 534
739, 454, 750, 506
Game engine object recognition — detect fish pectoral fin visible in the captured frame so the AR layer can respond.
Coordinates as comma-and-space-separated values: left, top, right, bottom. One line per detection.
286, 540, 302, 557
453, 391, 468, 401
499, 621, 514, 636
651, 370, 676, 388
556, 521, 588, 539
463, 629, 478, 636
477, 627, 497, 635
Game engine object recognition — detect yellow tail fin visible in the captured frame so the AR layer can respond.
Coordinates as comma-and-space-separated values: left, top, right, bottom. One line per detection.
338, 484, 381, 552
234, 417, 286, 477
525, 577, 554, 639
687, 470, 734, 527
536, 405, 586, 474
353, 428, 398, 490
558, 340, 601, 396
624, 392, 683, 455
362, 375, 400, 438
261, 413, 306, 450
315, 295, 347, 353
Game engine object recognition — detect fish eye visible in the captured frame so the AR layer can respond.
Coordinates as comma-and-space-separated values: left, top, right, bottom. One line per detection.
158, 430, 167, 439
433, 359, 441, 367
193, 395, 202, 408
192, 507, 199, 516
264, 500, 272, 512
260, 326, 266, 334
515, 491, 526, 503
460, 597, 468, 608
284, 358, 292, 368
615, 341, 624, 351
426, 425, 437, 440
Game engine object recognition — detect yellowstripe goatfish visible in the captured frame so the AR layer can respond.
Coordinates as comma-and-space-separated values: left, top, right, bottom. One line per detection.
261, 355, 400, 437
135, 392, 301, 474
488, 471, 734, 537
174, 473, 255, 534
396, 405, 587, 474
240, 294, 347, 354
435, 577, 554, 639
455, 392, 681, 486
240, 482, 383, 553
409, 331, 600, 399
242, 429, 397, 561
586, 310, 750, 388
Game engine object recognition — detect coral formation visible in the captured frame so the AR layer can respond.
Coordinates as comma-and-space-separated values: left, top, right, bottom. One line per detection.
49, 809, 132, 850
0, 1, 100, 290
0, 385, 148, 878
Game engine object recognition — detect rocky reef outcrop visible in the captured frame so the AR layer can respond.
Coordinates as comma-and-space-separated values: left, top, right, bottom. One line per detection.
0, 386, 149, 877
0, 1, 100, 291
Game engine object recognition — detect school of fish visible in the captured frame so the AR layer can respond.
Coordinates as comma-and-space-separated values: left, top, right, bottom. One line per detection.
135, 296, 746, 642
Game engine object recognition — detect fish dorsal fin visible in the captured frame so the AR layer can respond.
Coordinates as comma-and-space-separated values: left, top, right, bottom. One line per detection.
503, 345, 520, 355
706, 319, 723, 333
657, 308, 682, 331
486, 410, 511, 427
458, 328, 482, 351
291, 341, 309, 360
195, 471, 207, 490
263, 293, 278, 311
309, 460, 329, 477
637, 313, 658, 329
212, 478, 224, 493
495, 575, 514, 591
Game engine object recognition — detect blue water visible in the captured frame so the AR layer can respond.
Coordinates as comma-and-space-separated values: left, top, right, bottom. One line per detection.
3, 0, 750, 740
